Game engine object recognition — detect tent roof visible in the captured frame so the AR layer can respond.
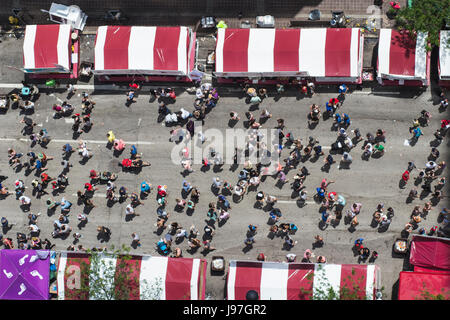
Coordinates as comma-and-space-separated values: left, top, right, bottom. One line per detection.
94, 26, 192, 75
0, 250, 50, 300
439, 30, 450, 78
23, 24, 71, 71
409, 235, 450, 271
215, 28, 362, 78
398, 271, 450, 300
377, 28, 428, 80
227, 261, 380, 300
57, 252, 207, 300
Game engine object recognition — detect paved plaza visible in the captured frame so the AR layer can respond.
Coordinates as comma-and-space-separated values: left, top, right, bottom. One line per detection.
0, 72, 448, 299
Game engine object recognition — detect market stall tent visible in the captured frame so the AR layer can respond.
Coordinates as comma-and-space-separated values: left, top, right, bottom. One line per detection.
0, 250, 50, 300
94, 26, 196, 81
409, 235, 450, 272
56, 252, 207, 300
23, 24, 80, 79
23, 24, 72, 73
438, 30, 450, 87
377, 28, 430, 86
398, 271, 450, 300
214, 28, 364, 84
226, 261, 381, 300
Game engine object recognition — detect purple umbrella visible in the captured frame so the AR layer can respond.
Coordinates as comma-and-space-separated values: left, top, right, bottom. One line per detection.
0, 250, 50, 300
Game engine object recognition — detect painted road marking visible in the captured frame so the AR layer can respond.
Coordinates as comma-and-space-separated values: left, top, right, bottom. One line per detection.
72, 193, 106, 198
278, 200, 316, 205
0, 137, 155, 145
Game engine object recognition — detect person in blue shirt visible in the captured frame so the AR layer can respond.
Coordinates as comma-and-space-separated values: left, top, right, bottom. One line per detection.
127, 90, 136, 103
316, 187, 326, 200
339, 84, 348, 95
325, 101, 335, 116
33, 159, 47, 174
218, 195, 231, 210
60, 197, 72, 214
248, 224, 258, 234
343, 113, 351, 127
182, 180, 192, 193
140, 181, 151, 195
237, 169, 248, 181
268, 211, 280, 224
334, 113, 342, 127
270, 208, 282, 218
314, 145, 324, 157
413, 127, 423, 139
354, 238, 364, 249
321, 211, 330, 223
62, 144, 73, 158
130, 145, 138, 159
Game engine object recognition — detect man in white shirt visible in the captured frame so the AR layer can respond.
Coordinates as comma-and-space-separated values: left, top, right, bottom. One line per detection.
126, 204, 139, 218
212, 177, 222, 189
19, 195, 31, 205
29, 224, 39, 233
175, 228, 188, 241
342, 152, 353, 163
131, 232, 141, 247
286, 253, 297, 262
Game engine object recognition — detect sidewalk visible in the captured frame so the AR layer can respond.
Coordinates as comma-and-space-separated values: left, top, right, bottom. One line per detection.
1, 0, 406, 29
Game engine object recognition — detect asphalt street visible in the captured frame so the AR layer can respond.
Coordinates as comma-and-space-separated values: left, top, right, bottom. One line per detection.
0, 83, 448, 299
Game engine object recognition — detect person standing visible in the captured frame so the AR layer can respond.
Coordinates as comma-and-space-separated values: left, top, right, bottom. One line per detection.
131, 232, 141, 247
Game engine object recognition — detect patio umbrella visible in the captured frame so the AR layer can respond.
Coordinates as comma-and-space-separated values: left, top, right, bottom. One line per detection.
0, 250, 50, 300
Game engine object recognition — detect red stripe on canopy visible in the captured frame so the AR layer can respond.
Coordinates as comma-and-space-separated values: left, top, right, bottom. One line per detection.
164, 257, 194, 300
287, 263, 314, 300
115, 255, 142, 300
233, 261, 263, 300
325, 28, 352, 77
389, 30, 416, 76
34, 25, 60, 68
222, 29, 250, 72
103, 26, 131, 70
153, 27, 181, 71
340, 264, 367, 300
399, 271, 450, 300
63, 253, 91, 300
274, 29, 300, 72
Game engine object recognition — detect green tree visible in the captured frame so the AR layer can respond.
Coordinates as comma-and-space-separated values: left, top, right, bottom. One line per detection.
299, 265, 384, 300
394, 0, 450, 51
416, 282, 450, 300
68, 244, 163, 300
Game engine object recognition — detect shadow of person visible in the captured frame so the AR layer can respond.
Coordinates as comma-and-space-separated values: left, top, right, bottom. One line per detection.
228, 119, 238, 128
242, 244, 253, 254
318, 220, 328, 230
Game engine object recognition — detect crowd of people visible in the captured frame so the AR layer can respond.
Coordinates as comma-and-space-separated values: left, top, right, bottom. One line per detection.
0, 80, 448, 269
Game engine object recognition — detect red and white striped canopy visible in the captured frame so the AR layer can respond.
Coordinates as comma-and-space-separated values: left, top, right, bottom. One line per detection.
227, 261, 380, 300
377, 28, 428, 81
57, 253, 207, 300
23, 24, 72, 72
94, 26, 192, 76
215, 28, 363, 80
439, 30, 450, 80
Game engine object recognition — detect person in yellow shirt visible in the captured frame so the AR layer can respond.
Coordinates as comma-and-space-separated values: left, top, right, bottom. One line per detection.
106, 131, 115, 145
